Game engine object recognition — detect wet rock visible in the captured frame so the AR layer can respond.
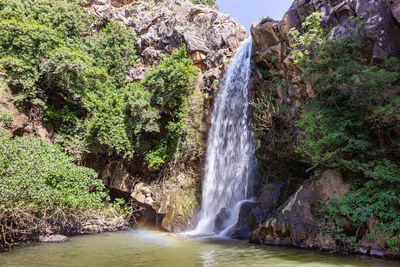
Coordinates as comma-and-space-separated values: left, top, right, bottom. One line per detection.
359, 217, 387, 256
214, 207, 231, 232
38, 235, 69, 243
231, 201, 256, 240
161, 186, 199, 232
247, 183, 281, 231
250, 170, 349, 250
370, 248, 386, 258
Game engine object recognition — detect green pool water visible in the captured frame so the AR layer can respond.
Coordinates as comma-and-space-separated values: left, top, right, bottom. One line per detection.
0, 230, 398, 267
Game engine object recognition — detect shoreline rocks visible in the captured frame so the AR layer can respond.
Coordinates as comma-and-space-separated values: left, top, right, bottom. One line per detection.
38, 235, 69, 243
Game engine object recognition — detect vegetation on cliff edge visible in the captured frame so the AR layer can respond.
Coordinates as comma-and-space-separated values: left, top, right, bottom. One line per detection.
0, 0, 206, 248
251, 12, 400, 252
290, 13, 400, 252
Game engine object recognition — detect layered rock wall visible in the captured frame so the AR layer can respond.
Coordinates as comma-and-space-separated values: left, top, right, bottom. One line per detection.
251, 0, 400, 104
247, 0, 400, 258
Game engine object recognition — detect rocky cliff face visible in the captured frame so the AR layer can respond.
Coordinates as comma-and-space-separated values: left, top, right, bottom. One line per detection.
249, 170, 349, 249
246, 0, 400, 258
85, 0, 246, 231
88, 0, 245, 86
251, 0, 400, 103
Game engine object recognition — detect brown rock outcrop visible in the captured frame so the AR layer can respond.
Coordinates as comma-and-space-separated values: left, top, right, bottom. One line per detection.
88, 0, 246, 85
392, 0, 400, 24
251, 0, 400, 102
249, 170, 349, 250
0, 89, 53, 140
247, 183, 281, 232
249, 0, 400, 257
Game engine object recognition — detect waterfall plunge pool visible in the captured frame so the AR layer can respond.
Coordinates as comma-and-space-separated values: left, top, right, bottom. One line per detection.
0, 230, 398, 267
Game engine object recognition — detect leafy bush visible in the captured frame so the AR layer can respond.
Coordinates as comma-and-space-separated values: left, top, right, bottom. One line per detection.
0, 132, 130, 249
88, 21, 138, 87
0, 113, 13, 128
190, 0, 216, 7
0, 0, 95, 105
141, 47, 200, 168
0, 0, 204, 171
290, 13, 400, 251
0, 0, 92, 40
0, 134, 109, 215
86, 47, 200, 167
86, 88, 134, 158
0, 18, 63, 104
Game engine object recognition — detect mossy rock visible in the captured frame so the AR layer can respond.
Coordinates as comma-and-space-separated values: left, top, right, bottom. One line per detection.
161, 187, 199, 232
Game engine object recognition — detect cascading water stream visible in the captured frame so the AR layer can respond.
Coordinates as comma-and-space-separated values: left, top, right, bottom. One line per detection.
188, 38, 257, 236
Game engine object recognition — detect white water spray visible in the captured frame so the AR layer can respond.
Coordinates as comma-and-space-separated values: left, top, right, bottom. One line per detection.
188, 38, 257, 236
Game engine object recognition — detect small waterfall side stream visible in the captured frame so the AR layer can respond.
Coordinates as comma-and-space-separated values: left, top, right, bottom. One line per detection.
188, 38, 257, 236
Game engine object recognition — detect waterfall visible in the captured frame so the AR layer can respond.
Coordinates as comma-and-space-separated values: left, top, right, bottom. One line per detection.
189, 38, 257, 236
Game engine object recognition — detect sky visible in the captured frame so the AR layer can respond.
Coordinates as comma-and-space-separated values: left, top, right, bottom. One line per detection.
216, 0, 293, 34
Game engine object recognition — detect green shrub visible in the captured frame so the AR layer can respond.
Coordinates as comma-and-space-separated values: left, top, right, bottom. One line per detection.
0, 0, 94, 105
85, 47, 200, 167
0, 134, 109, 215
0, 113, 13, 128
290, 12, 400, 251
0, 0, 203, 171
0, 18, 63, 104
86, 88, 134, 158
141, 47, 200, 168
88, 21, 138, 87
0, 0, 92, 40
190, 0, 217, 7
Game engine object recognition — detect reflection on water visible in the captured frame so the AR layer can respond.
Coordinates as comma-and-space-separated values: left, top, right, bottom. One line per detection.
0, 230, 398, 267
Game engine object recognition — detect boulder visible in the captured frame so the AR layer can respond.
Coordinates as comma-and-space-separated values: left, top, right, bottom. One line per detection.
392, 0, 400, 24
249, 170, 349, 250
102, 161, 134, 193
278, 7, 301, 42
247, 183, 281, 231
214, 207, 231, 232
131, 182, 154, 205
38, 235, 69, 243
251, 18, 280, 60
231, 201, 256, 239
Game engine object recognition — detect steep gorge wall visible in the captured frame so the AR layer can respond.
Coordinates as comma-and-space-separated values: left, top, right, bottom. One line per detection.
246, 0, 400, 258
82, 0, 246, 230
0, 0, 246, 233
